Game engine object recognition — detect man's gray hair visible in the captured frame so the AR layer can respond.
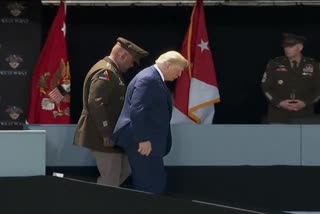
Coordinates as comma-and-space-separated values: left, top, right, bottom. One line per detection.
155, 51, 189, 68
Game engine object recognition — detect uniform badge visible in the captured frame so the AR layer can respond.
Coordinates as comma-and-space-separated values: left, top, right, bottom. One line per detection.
275, 65, 288, 72
302, 64, 314, 76
99, 70, 110, 80
119, 81, 125, 86
117, 77, 125, 86
278, 80, 284, 85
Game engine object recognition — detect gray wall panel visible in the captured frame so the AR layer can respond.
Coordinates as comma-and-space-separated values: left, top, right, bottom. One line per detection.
0, 130, 45, 176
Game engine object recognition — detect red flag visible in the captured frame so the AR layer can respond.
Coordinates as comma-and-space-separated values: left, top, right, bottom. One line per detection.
27, 0, 70, 124
171, 0, 220, 124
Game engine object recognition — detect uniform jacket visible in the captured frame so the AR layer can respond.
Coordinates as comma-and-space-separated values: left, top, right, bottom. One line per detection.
74, 57, 126, 153
112, 65, 172, 157
262, 56, 320, 123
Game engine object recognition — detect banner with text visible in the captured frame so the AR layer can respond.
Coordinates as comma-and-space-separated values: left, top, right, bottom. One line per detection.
0, 0, 41, 129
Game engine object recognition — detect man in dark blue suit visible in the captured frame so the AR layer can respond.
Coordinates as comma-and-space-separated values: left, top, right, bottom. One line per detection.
112, 51, 189, 194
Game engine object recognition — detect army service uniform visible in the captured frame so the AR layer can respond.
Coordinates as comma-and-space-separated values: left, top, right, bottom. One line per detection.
262, 56, 320, 123
74, 37, 148, 186
74, 56, 130, 185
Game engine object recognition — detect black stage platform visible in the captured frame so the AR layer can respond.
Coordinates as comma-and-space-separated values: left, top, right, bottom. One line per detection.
46, 166, 320, 212
0, 176, 285, 214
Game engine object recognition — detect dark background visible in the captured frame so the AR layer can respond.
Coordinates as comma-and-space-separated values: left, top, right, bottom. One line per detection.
0, 0, 41, 129
39, 5, 320, 211
42, 5, 320, 124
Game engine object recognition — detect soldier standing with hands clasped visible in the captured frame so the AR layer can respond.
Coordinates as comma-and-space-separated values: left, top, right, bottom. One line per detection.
262, 33, 320, 123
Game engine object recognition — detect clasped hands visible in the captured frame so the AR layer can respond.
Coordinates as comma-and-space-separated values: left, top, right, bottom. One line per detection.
278, 99, 306, 111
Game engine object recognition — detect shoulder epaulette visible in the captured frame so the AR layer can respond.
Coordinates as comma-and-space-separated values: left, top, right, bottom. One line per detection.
303, 56, 315, 61
273, 56, 286, 61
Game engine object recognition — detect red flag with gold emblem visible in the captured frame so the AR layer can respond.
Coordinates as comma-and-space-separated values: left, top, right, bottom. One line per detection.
27, 0, 70, 124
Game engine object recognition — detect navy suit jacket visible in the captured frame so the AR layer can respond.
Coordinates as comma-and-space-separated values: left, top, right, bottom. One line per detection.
112, 65, 172, 157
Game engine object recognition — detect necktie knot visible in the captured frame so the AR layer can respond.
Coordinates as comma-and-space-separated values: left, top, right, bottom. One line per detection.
292, 60, 298, 69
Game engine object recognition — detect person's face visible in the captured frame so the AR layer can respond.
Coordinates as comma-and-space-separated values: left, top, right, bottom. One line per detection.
165, 63, 185, 81
118, 52, 135, 73
284, 44, 303, 59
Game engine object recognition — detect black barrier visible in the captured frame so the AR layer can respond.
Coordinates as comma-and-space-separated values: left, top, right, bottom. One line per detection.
0, 0, 41, 129
0, 176, 284, 214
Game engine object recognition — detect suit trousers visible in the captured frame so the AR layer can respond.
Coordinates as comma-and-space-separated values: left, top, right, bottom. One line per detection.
126, 146, 166, 194
92, 151, 131, 187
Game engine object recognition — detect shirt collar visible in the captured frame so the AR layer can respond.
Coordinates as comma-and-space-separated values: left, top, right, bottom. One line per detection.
154, 64, 165, 82
107, 56, 120, 71
288, 55, 302, 65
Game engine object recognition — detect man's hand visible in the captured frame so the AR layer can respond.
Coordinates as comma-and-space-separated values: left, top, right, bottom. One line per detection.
289, 100, 306, 111
278, 99, 306, 111
138, 141, 152, 156
278, 99, 294, 111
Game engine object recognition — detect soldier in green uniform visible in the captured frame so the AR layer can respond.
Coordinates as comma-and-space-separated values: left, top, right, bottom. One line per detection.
74, 37, 148, 186
262, 33, 320, 123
